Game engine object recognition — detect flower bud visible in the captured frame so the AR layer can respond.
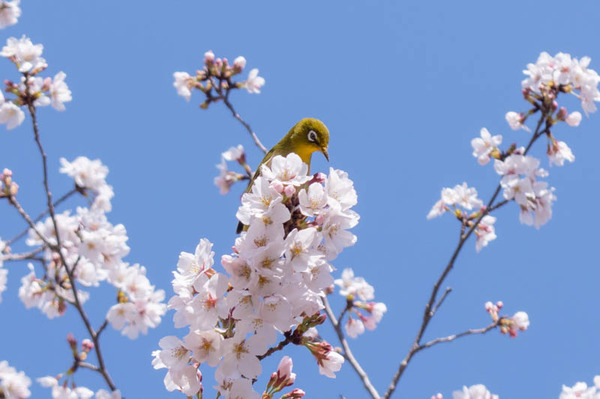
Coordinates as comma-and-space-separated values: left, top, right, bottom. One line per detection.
556, 107, 568, 121
204, 50, 215, 65
284, 185, 296, 197
82, 339, 94, 353
282, 389, 306, 399
233, 56, 246, 72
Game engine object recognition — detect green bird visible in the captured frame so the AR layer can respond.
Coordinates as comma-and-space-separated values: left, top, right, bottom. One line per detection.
236, 117, 330, 233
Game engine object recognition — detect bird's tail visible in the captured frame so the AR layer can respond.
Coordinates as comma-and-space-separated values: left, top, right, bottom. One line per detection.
236, 221, 244, 234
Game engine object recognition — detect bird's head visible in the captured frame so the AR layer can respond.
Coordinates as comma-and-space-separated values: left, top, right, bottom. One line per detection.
289, 118, 330, 162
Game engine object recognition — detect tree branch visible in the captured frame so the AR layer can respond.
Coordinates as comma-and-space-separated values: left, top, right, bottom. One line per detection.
415, 321, 499, 353
221, 94, 268, 154
323, 296, 381, 399
381, 107, 550, 399
25, 92, 117, 392
5, 187, 79, 247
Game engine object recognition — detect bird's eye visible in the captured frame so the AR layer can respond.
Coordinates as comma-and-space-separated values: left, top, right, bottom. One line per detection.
307, 130, 317, 143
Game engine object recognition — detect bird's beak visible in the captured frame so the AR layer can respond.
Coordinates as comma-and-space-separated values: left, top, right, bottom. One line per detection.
321, 146, 329, 162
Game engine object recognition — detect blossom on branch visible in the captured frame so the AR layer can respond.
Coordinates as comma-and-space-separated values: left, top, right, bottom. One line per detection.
0, 360, 31, 398
156, 154, 360, 396
522, 52, 600, 116
0, 35, 46, 73
471, 128, 502, 165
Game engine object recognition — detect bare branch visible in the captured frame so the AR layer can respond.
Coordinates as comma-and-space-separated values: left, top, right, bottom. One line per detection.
323, 296, 381, 399
416, 321, 499, 352
221, 95, 268, 154
431, 287, 452, 317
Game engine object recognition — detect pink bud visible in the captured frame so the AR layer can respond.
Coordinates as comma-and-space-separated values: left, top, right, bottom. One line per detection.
233, 56, 246, 70
271, 180, 284, 193
286, 388, 306, 399
82, 339, 94, 352
284, 185, 296, 197
277, 356, 294, 380
496, 301, 503, 309
204, 50, 215, 64
556, 107, 568, 121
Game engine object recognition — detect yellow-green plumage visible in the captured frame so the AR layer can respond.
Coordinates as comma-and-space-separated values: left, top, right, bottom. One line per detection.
236, 118, 330, 233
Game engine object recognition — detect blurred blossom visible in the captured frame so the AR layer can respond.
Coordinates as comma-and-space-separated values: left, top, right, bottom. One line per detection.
0, 360, 31, 398
453, 384, 498, 399
0, 0, 21, 28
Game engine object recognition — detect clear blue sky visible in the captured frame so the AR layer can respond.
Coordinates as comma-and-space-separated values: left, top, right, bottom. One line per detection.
1, 1, 600, 398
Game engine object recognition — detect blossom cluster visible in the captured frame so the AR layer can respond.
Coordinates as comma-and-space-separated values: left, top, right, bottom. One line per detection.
154, 153, 360, 397
0, 360, 31, 398
173, 50, 264, 108
427, 182, 496, 252
428, 52, 600, 250
484, 301, 529, 338
521, 52, 600, 115
19, 157, 166, 338
0, 0, 20, 29
0, 35, 72, 130
560, 376, 600, 399
334, 268, 387, 338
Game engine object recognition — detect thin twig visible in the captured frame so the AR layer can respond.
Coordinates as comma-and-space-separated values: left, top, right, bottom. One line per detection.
3, 246, 45, 261
26, 94, 117, 391
431, 287, 452, 317
7, 196, 54, 248
97, 319, 109, 337
79, 362, 100, 372
337, 299, 353, 325
381, 108, 550, 399
221, 95, 268, 154
323, 296, 381, 399
6, 187, 79, 246
416, 321, 499, 352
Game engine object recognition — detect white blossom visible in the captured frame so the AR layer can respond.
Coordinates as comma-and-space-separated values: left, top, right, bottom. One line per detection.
173, 71, 193, 101
0, 360, 31, 398
244, 68, 265, 94
0, 102, 24, 130
50, 71, 72, 111
471, 128, 502, 165
453, 384, 498, 399
0, 1, 21, 28
0, 36, 46, 73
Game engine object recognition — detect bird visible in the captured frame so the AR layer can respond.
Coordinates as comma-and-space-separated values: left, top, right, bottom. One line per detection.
236, 117, 330, 233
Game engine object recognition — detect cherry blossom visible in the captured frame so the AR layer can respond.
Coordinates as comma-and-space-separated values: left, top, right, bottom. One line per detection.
244, 68, 265, 94
0, 360, 31, 398
0, 0, 21, 29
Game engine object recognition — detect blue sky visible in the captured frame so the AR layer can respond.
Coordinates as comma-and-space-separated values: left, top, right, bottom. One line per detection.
1, 0, 600, 398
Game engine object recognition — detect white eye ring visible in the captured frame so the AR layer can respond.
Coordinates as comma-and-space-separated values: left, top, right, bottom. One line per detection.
308, 130, 317, 143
